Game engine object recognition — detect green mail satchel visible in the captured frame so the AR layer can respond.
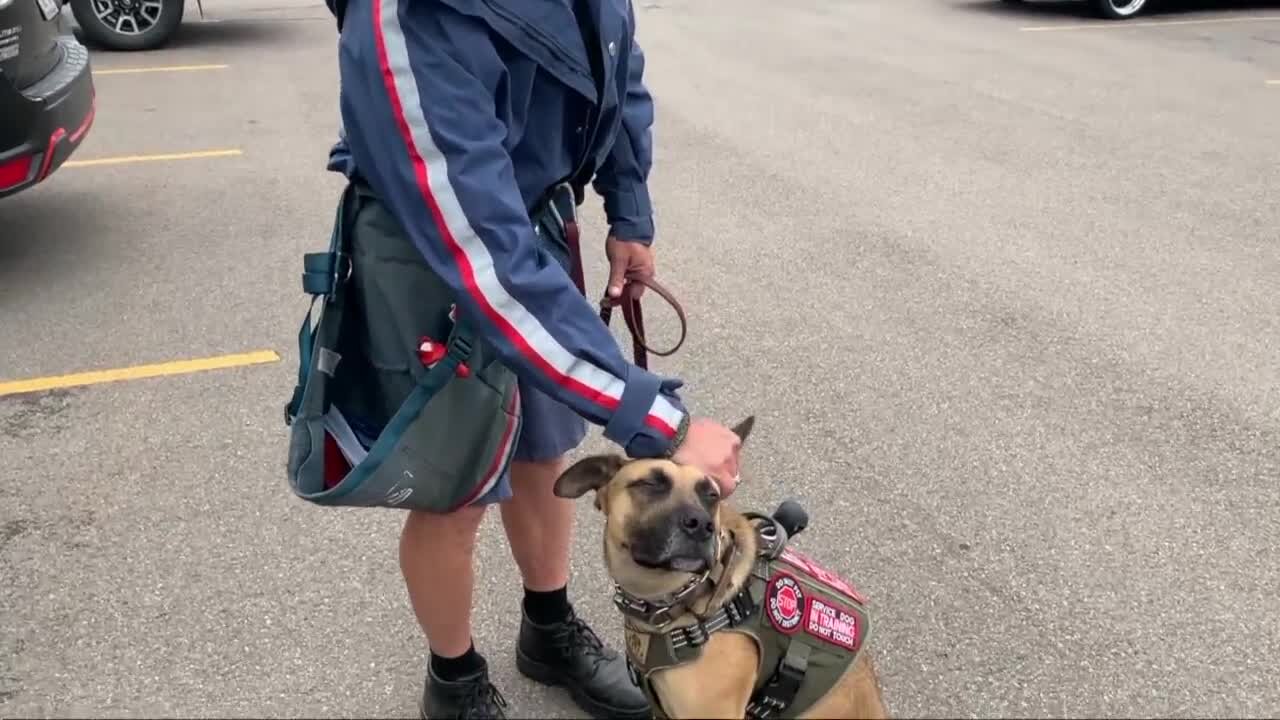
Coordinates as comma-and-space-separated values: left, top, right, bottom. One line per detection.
283, 181, 523, 512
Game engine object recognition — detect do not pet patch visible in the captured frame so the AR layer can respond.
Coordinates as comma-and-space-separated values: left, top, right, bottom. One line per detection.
766, 572, 805, 634
804, 597, 861, 652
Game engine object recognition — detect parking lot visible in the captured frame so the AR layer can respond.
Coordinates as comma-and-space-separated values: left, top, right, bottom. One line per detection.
2, 0, 1279, 716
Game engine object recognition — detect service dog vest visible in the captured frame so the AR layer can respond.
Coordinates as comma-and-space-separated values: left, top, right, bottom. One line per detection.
620, 520, 871, 719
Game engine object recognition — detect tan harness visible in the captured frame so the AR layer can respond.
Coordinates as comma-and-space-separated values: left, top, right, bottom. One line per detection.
615, 513, 872, 719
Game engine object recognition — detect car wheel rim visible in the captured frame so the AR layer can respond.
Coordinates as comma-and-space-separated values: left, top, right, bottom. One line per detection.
1107, 0, 1146, 15
89, 0, 163, 35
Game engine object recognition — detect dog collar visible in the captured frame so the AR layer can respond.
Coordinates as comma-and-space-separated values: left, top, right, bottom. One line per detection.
612, 530, 738, 628
612, 574, 708, 628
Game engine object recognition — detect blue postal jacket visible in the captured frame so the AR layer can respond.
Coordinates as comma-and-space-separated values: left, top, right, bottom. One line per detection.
326, 0, 687, 458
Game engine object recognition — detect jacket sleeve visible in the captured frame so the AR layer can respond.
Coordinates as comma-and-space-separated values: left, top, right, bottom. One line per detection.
591, 3, 656, 243
336, 0, 686, 458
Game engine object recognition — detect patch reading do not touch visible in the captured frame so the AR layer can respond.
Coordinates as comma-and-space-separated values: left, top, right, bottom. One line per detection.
804, 597, 860, 652
766, 572, 805, 633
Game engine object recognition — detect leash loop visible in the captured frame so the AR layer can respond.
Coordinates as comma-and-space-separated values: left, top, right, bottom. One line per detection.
551, 182, 688, 370
598, 276, 688, 369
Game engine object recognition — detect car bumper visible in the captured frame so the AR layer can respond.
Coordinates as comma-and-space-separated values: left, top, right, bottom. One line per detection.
0, 36, 96, 200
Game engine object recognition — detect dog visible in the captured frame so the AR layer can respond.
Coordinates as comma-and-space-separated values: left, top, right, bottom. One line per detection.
553, 417, 889, 719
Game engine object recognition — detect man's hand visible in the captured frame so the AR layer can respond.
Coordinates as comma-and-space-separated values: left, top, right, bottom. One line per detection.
606, 236, 655, 300
672, 418, 743, 497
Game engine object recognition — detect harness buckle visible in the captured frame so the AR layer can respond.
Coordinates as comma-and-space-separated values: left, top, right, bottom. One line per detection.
682, 622, 709, 647
647, 606, 676, 629
725, 597, 745, 625
747, 640, 810, 719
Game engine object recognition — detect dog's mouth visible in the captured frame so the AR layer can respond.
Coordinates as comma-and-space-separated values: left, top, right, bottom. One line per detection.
633, 554, 709, 574
625, 518, 719, 576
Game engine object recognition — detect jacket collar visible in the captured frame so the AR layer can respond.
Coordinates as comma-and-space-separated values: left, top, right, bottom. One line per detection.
438, 0, 601, 101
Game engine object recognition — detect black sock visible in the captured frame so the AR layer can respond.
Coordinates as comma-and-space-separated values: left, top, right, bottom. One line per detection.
430, 644, 486, 681
523, 585, 572, 625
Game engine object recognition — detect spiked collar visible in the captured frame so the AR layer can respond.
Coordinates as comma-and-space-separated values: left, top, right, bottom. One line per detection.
611, 529, 742, 629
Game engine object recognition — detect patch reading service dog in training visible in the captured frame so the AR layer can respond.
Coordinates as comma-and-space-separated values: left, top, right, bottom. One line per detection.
804, 597, 861, 652
766, 572, 805, 633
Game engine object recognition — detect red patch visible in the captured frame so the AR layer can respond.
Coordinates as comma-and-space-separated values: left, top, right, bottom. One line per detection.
780, 547, 868, 605
803, 597, 861, 652
765, 573, 805, 634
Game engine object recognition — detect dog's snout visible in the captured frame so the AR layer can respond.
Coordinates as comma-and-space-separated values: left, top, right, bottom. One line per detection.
676, 506, 714, 541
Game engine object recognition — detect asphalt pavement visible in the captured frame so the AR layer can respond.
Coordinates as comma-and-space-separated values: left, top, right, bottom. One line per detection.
2, 0, 1279, 717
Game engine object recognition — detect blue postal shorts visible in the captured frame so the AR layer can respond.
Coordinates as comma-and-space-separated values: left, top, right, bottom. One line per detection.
470, 381, 588, 505
465, 193, 588, 505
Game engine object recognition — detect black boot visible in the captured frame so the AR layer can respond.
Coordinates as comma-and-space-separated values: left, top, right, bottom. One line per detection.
515, 608, 650, 720
420, 661, 508, 720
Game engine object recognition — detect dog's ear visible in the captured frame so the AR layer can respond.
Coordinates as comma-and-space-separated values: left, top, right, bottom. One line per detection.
731, 415, 755, 444
553, 454, 626, 499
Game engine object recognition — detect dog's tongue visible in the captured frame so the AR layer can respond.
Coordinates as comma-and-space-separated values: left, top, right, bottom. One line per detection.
668, 557, 706, 573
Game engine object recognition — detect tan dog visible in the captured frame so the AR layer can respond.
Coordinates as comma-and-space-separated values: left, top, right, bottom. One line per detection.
554, 418, 889, 720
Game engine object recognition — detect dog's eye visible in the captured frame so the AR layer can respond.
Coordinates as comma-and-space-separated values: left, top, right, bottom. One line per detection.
696, 477, 720, 505
631, 469, 672, 493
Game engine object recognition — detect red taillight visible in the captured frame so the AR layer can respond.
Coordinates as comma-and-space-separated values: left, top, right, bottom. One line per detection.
0, 155, 34, 190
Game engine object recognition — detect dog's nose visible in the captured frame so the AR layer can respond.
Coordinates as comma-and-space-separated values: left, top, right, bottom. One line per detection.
677, 507, 714, 541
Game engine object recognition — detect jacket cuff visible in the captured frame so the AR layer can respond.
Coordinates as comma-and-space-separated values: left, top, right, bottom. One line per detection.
609, 217, 655, 245
602, 367, 685, 458
603, 184, 655, 244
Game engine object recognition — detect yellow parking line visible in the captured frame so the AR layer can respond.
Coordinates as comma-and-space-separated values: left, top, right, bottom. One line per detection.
64, 149, 243, 168
93, 63, 230, 76
0, 351, 281, 397
1267, 80, 1280, 86
1021, 14, 1280, 32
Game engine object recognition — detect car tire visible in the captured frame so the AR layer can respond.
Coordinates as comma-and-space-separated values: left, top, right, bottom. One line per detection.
69, 0, 184, 51
1092, 0, 1147, 19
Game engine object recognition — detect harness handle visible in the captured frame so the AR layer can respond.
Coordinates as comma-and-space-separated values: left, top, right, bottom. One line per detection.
771, 500, 809, 539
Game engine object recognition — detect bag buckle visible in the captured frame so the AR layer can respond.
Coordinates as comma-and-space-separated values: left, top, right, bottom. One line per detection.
331, 251, 352, 295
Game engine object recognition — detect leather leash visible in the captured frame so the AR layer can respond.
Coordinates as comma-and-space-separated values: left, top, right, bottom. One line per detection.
562, 215, 687, 371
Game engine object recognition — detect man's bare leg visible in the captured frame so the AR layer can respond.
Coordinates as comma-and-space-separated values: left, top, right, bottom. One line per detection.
501, 456, 650, 719
401, 506, 508, 720
500, 457, 573, 593
401, 506, 486, 656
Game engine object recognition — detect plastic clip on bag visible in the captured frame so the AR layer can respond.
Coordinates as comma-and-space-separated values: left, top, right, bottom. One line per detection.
283, 182, 522, 512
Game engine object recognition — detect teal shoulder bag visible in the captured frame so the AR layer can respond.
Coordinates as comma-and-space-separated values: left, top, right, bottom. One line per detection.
282, 182, 522, 512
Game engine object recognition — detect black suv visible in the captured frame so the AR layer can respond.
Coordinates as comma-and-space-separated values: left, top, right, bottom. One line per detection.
0, 0, 95, 199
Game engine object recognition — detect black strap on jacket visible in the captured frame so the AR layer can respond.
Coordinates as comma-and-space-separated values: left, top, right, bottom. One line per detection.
326, 0, 347, 31
566, 0, 606, 204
